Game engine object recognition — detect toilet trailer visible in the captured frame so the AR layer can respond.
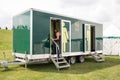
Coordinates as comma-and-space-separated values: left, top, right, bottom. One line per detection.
13, 8, 103, 67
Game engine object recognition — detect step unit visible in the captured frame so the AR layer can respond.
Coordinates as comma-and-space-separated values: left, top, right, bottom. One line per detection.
50, 56, 70, 70
90, 52, 105, 62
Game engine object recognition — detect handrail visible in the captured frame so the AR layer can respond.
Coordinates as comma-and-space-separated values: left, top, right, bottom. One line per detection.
50, 38, 60, 50
50, 37, 60, 58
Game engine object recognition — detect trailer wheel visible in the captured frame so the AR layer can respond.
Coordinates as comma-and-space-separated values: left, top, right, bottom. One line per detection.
70, 57, 76, 64
79, 56, 85, 63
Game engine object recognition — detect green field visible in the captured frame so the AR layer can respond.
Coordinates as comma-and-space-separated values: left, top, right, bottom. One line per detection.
0, 30, 120, 80
0, 30, 12, 60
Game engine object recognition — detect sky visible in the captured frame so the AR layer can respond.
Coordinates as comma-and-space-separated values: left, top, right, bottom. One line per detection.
0, 0, 120, 36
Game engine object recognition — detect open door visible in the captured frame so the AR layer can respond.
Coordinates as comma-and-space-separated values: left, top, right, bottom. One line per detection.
83, 24, 95, 52
61, 20, 71, 54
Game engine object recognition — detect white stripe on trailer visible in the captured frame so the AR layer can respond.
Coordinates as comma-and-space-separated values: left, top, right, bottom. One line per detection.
30, 8, 33, 58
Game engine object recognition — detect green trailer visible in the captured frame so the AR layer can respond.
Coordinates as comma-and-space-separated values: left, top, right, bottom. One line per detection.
13, 8, 104, 69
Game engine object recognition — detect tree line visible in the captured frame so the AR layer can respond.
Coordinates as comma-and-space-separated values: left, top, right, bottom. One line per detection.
0, 27, 8, 30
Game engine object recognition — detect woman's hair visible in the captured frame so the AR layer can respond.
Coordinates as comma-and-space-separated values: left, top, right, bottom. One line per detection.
55, 29, 59, 32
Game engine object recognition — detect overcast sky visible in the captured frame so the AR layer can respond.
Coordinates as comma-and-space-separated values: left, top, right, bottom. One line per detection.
0, 0, 120, 36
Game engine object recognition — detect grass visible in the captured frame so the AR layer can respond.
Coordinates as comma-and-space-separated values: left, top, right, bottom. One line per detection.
0, 30, 120, 80
0, 29, 12, 50
0, 29, 12, 60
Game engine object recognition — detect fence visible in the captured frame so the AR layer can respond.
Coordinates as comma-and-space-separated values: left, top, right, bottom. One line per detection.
103, 37, 120, 56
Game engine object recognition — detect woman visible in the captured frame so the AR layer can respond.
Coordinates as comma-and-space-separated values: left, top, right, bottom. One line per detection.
52, 29, 61, 57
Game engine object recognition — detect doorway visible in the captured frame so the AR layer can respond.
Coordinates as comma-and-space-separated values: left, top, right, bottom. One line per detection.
50, 18, 61, 55
83, 24, 95, 52
91, 26, 95, 51
50, 18, 71, 55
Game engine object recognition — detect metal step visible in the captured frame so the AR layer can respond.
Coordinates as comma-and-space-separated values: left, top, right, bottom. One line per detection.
97, 58, 104, 62
96, 58, 105, 62
50, 56, 70, 70
58, 61, 67, 64
54, 57, 64, 60
59, 64, 70, 69
90, 52, 105, 62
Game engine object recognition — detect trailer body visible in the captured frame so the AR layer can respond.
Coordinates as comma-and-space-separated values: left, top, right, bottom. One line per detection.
13, 8, 103, 62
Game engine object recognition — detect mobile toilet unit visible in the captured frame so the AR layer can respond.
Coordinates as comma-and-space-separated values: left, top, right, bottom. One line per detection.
13, 8, 104, 69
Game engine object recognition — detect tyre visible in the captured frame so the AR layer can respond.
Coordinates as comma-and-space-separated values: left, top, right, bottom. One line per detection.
78, 56, 85, 63
70, 56, 76, 64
